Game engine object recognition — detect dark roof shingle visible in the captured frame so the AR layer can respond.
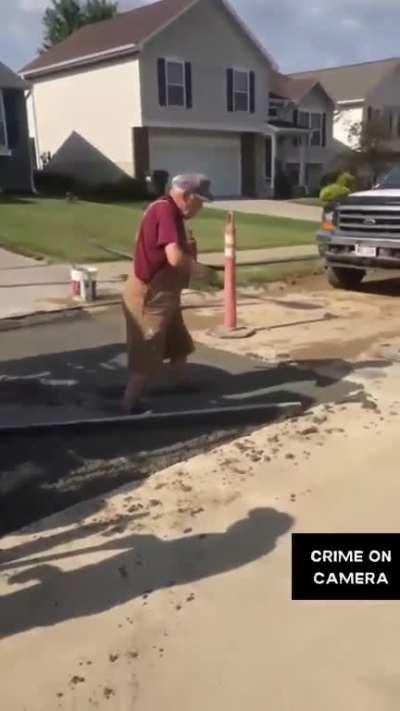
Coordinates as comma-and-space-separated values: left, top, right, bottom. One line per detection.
22, 0, 195, 77
271, 72, 317, 102
0, 62, 29, 90
290, 57, 400, 102
270, 71, 334, 105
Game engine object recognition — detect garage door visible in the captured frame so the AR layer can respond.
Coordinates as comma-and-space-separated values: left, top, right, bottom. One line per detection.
149, 130, 241, 197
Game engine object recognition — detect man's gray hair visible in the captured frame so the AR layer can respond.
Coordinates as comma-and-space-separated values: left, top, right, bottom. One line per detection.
170, 173, 214, 201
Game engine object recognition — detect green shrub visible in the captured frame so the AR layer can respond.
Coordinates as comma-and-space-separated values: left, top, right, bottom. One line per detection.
81, 176, 148, 202
33, 170, 148, 201
319, 183, 350, 204
337, 172, 357, 192
33, 170, 75, 196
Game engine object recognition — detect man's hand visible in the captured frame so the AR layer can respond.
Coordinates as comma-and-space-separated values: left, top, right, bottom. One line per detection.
165, 243, 194, 271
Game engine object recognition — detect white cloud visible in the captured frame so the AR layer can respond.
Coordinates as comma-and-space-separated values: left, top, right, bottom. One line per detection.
18, 0, 48, 12
3, 0, 400, 73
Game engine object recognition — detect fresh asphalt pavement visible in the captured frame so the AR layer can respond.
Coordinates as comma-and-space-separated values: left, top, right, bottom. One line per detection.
0, 305, 377, 534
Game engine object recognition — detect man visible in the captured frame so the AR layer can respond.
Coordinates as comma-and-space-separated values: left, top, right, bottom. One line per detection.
122, 173, 213, 413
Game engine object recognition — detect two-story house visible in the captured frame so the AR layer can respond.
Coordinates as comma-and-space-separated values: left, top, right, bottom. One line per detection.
21, 0, 336, 199
266, 72, 335, 194
292, 57, 400, 152
0, 62, 33, 193
22, 0, 277, 198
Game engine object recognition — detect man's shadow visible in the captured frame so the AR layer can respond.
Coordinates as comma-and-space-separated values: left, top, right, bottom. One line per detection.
0, 507, 293, 640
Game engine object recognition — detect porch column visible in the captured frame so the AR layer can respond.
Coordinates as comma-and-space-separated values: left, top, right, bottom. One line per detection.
299, 135, 307, 188
271, 133, 277, 197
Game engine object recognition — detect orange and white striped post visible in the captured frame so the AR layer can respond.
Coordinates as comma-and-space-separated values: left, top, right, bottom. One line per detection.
224, 211, 237, 330
209, 211, 254, 339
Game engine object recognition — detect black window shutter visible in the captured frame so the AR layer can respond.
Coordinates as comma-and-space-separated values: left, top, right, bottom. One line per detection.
227, 68, 234, 112
185, 61, 192, 109
249, 71, 256, 113
3, 90, 19, 149
157, 58, 167, 106
322, 112, 327, 146
293, 109, 298, 126
367, 106, 372, 121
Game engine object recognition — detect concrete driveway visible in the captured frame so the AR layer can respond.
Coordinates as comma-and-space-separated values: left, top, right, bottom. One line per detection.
206, 199, 322, 222
0, 246, 38, 269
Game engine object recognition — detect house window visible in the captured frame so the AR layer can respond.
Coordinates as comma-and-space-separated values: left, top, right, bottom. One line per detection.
298, 111, 323, 146
166, 59, 185, 106
0, 91, 8, 149
298, 111, 310, 129
234, 70, 249, 112
383, 107, 393, 138
311, 113, 322, 146
298, 112, 310, 146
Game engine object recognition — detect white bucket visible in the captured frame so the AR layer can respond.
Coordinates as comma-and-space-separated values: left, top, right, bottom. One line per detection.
70, 268, 82, 299
70, 265, 98, 302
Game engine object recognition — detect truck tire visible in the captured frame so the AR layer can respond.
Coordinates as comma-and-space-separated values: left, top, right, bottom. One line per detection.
327, 266, 366, 290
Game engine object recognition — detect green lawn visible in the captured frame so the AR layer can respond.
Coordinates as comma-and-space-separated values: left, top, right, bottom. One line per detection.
0, 197, 317, 263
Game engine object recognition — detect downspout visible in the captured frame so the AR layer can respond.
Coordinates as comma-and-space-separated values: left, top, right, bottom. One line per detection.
26, 85, 41, 194
24, 89, 35, 194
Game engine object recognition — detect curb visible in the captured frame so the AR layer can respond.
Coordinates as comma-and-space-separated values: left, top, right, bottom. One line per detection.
0, 298, 121, 332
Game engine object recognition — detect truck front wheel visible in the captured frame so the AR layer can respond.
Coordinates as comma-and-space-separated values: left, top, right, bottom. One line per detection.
327, 266, 366, 290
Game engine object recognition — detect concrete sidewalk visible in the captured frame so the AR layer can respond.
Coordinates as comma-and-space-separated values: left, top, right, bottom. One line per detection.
0, 247, 39, 270
0, 260, 127, 321
206, 198, 321, 222
0, 243, 318, 321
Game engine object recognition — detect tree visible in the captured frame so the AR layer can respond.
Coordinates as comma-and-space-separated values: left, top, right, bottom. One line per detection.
42, 0, 118, 50
84, 0, 118, 22
346, 116, 396, 184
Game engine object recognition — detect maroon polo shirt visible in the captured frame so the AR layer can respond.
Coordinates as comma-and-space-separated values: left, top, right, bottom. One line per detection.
133, 196, 188, 283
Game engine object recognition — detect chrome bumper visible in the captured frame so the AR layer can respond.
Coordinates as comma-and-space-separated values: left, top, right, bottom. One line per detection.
317, 230, 400, 269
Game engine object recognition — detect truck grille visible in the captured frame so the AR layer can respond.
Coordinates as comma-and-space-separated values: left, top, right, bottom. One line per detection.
337, 205, 400, 235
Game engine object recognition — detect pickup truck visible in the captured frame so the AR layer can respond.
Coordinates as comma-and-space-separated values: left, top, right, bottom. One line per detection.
317, 164, 400, 289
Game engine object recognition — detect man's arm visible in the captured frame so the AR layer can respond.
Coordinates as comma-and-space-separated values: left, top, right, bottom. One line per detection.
165, 243, 194, 270
157, 204, 194, 272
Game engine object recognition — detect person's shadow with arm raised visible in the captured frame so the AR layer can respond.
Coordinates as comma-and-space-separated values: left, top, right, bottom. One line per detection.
0, 507, 294, 640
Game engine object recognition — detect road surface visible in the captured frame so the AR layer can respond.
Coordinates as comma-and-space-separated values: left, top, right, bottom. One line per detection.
1, 273, 400, 710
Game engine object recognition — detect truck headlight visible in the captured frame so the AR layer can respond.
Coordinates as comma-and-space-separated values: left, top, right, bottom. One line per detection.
322, 207, 337, 232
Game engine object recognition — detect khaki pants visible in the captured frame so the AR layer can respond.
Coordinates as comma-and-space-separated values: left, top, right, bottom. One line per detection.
122, 268, 194, 375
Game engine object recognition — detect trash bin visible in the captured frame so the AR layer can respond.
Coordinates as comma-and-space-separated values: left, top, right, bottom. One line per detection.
145, 170, 169, 197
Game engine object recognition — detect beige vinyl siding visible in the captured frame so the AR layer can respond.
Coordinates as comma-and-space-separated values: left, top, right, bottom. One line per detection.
140, 0, 270, 131
29, 57, 141, 178
367, 65, 400, 150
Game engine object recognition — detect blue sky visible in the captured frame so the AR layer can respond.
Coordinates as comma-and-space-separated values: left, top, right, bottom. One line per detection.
3, 0, 400, 73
